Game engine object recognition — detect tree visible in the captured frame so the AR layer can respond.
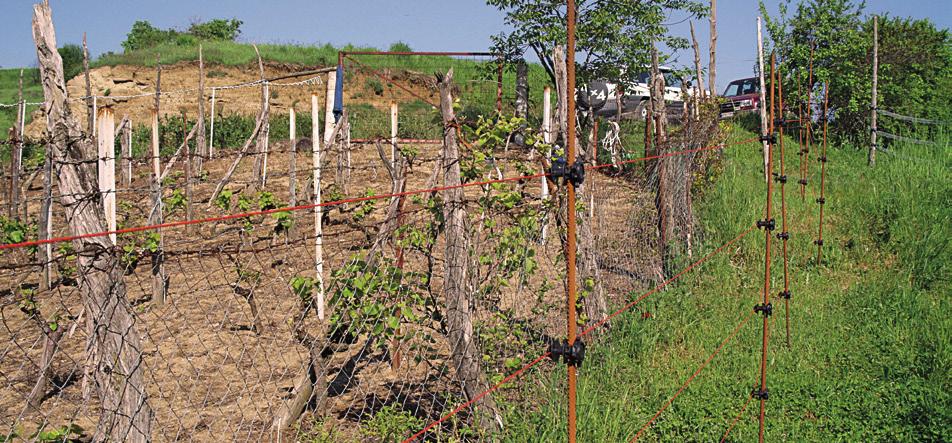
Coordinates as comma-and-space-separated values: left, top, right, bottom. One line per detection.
121, 20, 178, 52
58, 44, 83, 80
188, 18, 243, 41
761, 0, 952, 144
487, 0, 706, 89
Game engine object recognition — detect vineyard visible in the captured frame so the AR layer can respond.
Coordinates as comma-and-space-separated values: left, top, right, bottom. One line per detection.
1, 1, 950, 443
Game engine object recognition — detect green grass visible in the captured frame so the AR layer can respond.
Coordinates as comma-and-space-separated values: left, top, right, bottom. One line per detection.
0, 68, 43, 141
500, 125, 951, 441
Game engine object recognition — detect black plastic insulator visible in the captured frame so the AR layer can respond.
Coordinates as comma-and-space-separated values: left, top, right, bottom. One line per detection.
816, 197, 826, 205
773, 173, 788, 184
757, 218, 776, 231
814, 239, 824, 246
798, 179, 809, 186
818, 156, 828, 163
774, 118, 787, 129
549, 156, 585, 187
779, 290, 791, 300
549, 338, 586, 367
751, 388, 770, 400
760, 134, 778, 144
776, 231, 789, 240
754, 303, 774, 317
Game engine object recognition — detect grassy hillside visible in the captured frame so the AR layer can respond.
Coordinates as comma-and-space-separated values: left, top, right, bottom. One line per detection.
502, 126, 951, 441
0, 68, 43, 140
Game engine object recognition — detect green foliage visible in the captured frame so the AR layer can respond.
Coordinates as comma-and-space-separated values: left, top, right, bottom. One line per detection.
122, 21, 180, 52
328, 257, 433, 343
760, 0, 952, 144
257, 191, 278, 211
365, 77, 384, 96
32, 424, 85, 442
164, 189, 187, 215
214, 189, 234, 211
58, 44, 84, 81
488, 0, 706, 86
388, 41, 413, 53
362, 405, 423, 441
188, 19, 243, 41
290, 276, 316, 305
121, 18, 242, 52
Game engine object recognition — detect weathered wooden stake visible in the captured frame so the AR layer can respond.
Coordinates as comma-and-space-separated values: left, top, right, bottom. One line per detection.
196, 44, 206, 173
390, 101, 398, 166
289, 108, 297, 207
83, 32, 93, 136
150, 109, 167, 304
311, 94, 325, 320
97, 108, 116, 244
39, 113, 53, 291
209, 87, 216, 158
323, 69, 337, 147
757, 17, 770, 183
690, 21, 706, 99
182, 111, 193, 230
119, 117, 132, 188
33, 5, 152, 439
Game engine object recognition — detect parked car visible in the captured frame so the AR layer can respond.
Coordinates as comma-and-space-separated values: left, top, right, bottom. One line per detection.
579, 66, 691, 119
719, 77, 760, 118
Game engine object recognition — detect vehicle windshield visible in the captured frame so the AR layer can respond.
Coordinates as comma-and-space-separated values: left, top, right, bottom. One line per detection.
631, 71, 682, 88
724, 79, 758, 97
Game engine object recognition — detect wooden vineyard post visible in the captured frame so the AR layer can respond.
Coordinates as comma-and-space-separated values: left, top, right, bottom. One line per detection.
196, 44, 206, 174
757, 17, 770, 183
118, 117, 133, 189
39, 114, 53, 291
252, 44, 269, 188
869, 15, 878, 167
33, 5, 153, 439
209, 87, 216, 158
311, 94, 325, 320
690, 21, 706, 100
150, 111, 167, 303
390, 102, 398, 166
323, 69, 337, 147
437, 69, 501, 431
83, 32, 93, 137
97, 108, 116, 245
9, 73, 23, 220
289, 108, 297, 208
182, 111, 193, 231
540, 85, 552, 243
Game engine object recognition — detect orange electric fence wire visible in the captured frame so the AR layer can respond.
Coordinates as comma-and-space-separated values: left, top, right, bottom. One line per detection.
721, 392, 755, 442
629, 311, 755, 442
404, 223, 758, 442
1, 137, 758, 252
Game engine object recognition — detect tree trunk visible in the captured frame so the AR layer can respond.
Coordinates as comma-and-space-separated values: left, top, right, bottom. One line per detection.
32, 4, 152, 441
252, 45, 269, 188
690, 21, 706, 100
437, 69, 502, 433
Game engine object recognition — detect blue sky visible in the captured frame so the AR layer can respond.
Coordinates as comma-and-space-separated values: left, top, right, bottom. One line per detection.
1, 0, 949, 91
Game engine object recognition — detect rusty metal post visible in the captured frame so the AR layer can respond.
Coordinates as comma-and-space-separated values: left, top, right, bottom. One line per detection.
756, 21, 775, 443
816, 84, 830, 264
566, 1, 579, 442
774, 57, 792, 348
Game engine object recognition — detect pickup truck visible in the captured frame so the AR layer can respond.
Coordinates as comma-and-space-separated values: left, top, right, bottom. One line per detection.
578, 66, 690, 119
719, 77, 760, 118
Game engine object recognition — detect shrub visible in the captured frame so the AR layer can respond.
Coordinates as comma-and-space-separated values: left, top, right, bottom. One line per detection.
58, 44, 83, 80
188, 19, 243, 41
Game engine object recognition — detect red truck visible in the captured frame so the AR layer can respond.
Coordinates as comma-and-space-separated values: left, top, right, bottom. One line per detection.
719, 77, 760, 118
